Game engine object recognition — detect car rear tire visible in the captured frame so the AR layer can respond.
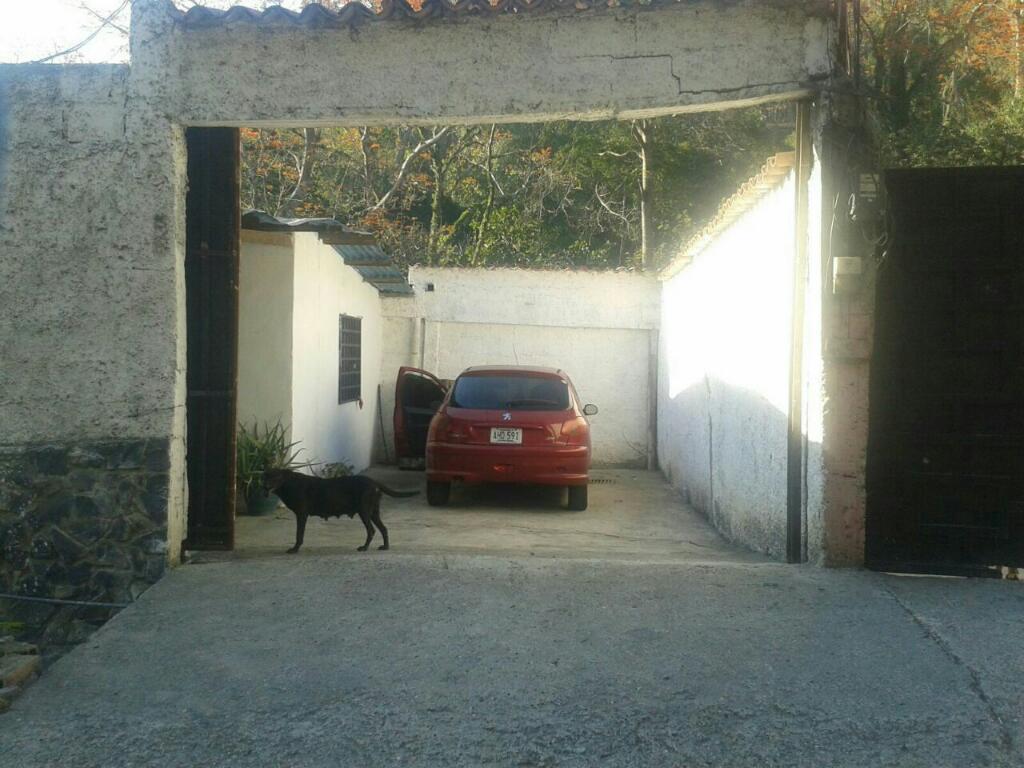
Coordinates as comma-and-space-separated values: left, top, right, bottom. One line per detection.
567, 484, 588, 511
427, 481, 451, 507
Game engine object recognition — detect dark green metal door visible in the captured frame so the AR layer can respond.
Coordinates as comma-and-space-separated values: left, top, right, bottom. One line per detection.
866, 167, 1024, 575
184, 128, 240, 550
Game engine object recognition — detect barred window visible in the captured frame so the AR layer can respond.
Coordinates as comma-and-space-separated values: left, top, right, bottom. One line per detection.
339, 315, 362, 404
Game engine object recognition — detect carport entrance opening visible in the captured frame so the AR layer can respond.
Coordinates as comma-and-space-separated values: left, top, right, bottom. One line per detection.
182, 104, 811, 562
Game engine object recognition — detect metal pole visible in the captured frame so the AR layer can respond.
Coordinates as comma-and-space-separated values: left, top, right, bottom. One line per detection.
647, 329, 659, 471
787, 101, 813, 564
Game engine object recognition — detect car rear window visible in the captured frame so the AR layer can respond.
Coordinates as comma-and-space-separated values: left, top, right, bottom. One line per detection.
450, 375, 571, 411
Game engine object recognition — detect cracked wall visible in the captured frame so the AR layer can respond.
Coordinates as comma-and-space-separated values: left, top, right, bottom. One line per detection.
132, 0, 832, 126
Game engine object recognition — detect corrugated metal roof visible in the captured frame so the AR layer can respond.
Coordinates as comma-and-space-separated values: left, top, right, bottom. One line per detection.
345, 259, 415, 294
242, 209, 365, 235
352, 264, 406, 282
331, 243, 390, 266
174, 0, 705, 27
242, 210, 413, 294
376, 282, 415, 295
659, 151, 797, 281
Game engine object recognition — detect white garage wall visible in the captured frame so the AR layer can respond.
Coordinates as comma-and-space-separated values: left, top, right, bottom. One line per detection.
658, 173, 796, 559
238, 231, 294, 429
290, 233, 384, 473
379, 267, 660, 468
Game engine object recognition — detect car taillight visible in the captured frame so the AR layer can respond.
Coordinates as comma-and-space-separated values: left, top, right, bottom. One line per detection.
561, 418, 589, 445
436, 415, 468, 442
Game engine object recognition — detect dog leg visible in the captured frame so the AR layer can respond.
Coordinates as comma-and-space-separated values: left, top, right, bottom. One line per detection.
372, 514, 387, 548
288, 513, 308, 554
372, 503, 389, 550
357, 512, 375, 552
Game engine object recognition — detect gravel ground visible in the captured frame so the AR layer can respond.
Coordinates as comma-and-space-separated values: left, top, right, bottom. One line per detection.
2, 553, 1022, 768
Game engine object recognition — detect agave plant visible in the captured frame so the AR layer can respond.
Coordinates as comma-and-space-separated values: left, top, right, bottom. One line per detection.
315, 461, 354, 479
236, 420, 307, 506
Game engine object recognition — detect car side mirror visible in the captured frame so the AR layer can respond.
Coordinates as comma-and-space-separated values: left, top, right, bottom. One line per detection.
583, 404, 599, 416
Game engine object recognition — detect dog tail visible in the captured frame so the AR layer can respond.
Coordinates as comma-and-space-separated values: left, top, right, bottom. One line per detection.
376, 482, 420, 498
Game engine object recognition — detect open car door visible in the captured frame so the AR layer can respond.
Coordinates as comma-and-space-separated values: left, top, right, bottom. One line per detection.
394, 367, 449, 468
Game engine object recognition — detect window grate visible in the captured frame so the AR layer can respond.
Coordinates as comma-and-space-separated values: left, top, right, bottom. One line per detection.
339, 315, 362, 404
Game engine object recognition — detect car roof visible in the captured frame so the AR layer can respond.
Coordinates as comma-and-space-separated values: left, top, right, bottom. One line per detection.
460, 365, 567, 379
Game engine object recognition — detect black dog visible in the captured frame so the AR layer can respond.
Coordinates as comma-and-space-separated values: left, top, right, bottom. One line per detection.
262, 469, 418, 554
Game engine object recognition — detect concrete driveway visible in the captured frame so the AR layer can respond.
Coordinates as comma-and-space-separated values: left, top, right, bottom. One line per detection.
230, 468, 764, 564
2, 551, 1023, 767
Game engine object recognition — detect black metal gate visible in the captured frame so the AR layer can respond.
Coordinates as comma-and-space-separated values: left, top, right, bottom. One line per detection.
866, 167, 1024, 575
184, 128, 240, 550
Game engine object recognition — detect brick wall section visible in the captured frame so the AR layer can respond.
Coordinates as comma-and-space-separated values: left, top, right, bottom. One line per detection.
813, 108, 878, 567
820, 294, 875, 565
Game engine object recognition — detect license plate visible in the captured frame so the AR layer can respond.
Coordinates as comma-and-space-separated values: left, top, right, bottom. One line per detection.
490, 427, 522, 444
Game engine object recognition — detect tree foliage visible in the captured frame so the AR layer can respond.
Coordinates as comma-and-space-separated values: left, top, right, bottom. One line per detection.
137, 0, 1024, 270
863, 0, 1024, 166
241, 110, 790, 271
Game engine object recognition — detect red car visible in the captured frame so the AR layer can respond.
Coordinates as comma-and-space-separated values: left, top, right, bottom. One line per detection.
393, 366, 597, 510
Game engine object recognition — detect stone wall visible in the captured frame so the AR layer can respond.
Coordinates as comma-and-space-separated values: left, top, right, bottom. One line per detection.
0, 64, 184, 636
0, 439, 170, 650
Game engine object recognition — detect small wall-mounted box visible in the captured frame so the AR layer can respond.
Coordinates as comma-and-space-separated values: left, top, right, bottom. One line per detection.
833, 256, 864, 295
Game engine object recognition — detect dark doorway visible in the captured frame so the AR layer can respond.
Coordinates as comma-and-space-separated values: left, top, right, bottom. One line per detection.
866, 167, 1024, 575
184, 127, 241, 550
393, 366, 449, 468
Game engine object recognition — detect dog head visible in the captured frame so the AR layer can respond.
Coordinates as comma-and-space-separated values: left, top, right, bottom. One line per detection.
262, 468, 287, 493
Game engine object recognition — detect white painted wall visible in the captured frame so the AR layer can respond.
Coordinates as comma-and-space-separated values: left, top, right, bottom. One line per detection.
237, 233, 384, 473
289, 233, 383, 473
380, 267, 660, 468
804, 142, 827, 564
237, 231, 294, 429
658, 173, 797, 559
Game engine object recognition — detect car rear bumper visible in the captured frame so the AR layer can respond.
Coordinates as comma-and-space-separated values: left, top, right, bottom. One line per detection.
426, 442, 590, 486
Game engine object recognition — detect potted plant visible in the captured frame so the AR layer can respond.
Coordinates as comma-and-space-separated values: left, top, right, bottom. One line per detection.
236, 420, 306, 516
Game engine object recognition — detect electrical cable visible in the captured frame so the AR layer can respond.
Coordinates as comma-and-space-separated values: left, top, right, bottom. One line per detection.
0, 593, 129, 609
30, 0, 131, 65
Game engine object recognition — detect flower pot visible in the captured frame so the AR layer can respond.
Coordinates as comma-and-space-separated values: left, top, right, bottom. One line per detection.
241, 491, 279, 516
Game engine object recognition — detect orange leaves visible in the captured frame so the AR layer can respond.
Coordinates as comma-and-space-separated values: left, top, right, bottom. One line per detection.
530, 146, 553, 163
